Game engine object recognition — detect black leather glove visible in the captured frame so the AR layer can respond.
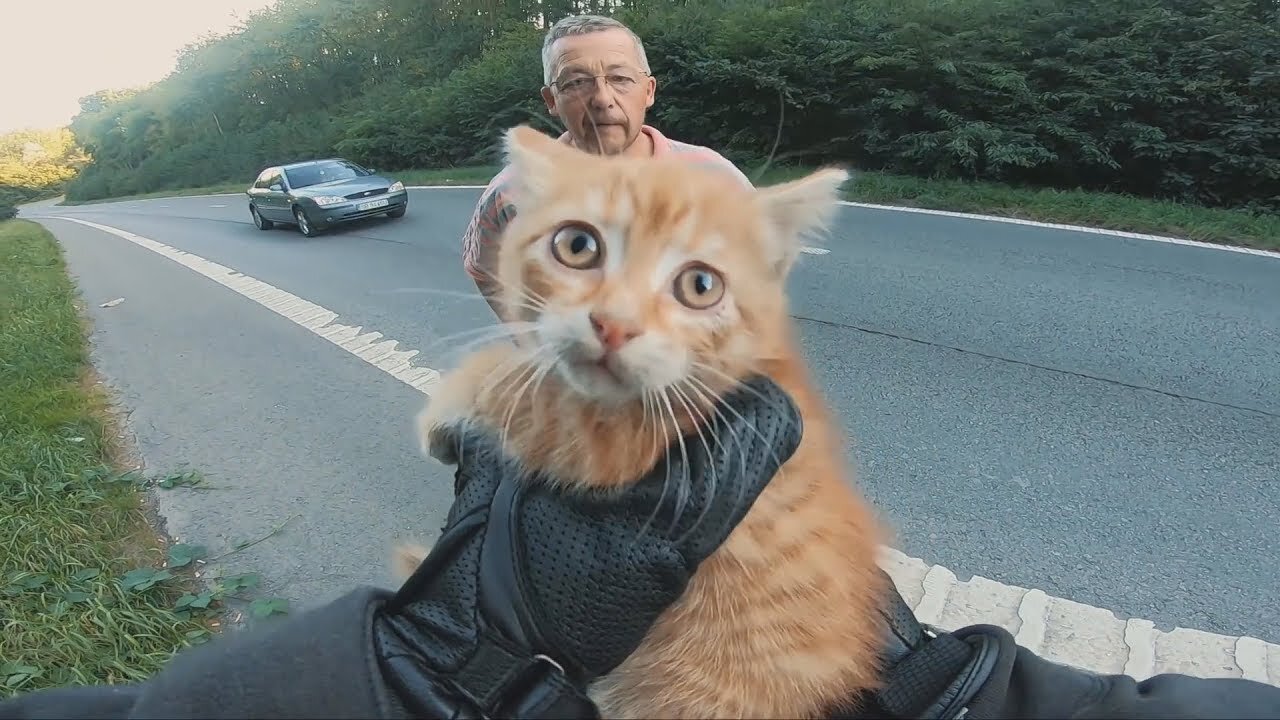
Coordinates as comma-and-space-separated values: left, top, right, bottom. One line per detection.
373, 374, 804, 719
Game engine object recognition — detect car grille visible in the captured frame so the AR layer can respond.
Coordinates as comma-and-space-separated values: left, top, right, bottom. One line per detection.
344, 187, 388, 200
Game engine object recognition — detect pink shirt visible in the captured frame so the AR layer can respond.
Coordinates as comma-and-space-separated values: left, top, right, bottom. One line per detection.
460, 125, 751, 291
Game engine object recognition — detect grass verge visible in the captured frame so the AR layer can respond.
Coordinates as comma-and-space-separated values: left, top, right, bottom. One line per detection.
54, 166, 501, 207
56, 163, 1277, 251
0, 220, 286, 699
838, 170, 1279, 252
737, 163, 1277, 250
56, 182, 248, 207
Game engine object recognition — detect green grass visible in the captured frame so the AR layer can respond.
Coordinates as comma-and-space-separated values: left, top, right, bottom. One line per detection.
392, 165, 505, 186
54, 166, 502, 207
57, 163, 1278, 251
838, 171, 1280, 251
737, 162, 1277, 250
0, 220, 287, 698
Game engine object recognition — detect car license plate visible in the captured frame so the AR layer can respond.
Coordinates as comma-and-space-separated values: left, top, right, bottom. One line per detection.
358, 198, 390, 211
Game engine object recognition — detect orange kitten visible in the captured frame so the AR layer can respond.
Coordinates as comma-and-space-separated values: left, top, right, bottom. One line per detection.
404, 125, 890, 719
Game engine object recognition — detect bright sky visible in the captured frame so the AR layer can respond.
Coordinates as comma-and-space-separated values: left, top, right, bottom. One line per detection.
1, 0, 278, 134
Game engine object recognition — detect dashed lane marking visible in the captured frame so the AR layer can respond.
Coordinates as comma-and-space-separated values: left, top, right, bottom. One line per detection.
43, 215, 1280, 687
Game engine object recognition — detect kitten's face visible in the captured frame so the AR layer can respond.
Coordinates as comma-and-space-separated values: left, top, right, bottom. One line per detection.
510, 203, 758, 404
495, 126, 848, 406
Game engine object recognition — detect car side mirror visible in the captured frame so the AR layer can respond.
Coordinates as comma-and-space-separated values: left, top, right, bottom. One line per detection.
367, 168, 377, 174
269, 184, 283, 192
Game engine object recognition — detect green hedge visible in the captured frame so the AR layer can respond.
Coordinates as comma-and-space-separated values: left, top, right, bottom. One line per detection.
64, 0, 1278, 212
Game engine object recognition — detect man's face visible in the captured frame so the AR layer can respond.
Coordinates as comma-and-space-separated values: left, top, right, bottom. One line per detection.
541, 28, 657, 156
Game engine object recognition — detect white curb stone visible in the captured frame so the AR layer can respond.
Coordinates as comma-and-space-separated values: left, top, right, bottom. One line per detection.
879, 547, 1280, 686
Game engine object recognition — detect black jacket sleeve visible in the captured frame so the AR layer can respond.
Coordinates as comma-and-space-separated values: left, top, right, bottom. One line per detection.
0, 586, 409, 720
955, 623, 1280, 720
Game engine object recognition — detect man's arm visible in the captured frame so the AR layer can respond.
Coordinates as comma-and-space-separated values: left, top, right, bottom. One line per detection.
461, 174, 516, 321
956, 623, 1280, 719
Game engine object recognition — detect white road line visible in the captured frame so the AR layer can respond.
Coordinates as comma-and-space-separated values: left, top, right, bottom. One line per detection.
44, 215, 1280, 686
837, 200, 1280, 260
403, 184, 1279, 260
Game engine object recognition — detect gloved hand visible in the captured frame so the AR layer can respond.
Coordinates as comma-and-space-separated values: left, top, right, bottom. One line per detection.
372, 374, 804, 719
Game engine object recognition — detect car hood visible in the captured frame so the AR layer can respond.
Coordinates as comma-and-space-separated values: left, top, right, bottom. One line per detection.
292, 176, 394, 197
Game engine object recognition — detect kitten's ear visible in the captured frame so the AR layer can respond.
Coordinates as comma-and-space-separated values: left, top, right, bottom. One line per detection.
502, 124, 571, 206
756, 166, 850, 278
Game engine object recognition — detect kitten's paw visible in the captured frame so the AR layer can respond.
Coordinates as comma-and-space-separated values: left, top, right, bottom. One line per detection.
427, 421, 462, 465
415, 405, 464, 466
391, 541, 429, 582
412, 343, 525, 465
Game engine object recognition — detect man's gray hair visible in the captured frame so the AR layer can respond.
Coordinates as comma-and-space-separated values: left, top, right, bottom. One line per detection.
541, 14, 651, 86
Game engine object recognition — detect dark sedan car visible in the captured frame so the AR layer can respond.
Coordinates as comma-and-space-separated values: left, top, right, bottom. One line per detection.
245, 158, 408, 237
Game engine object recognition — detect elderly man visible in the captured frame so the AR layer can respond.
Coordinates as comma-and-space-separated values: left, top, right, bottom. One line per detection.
460, 13, 751, 319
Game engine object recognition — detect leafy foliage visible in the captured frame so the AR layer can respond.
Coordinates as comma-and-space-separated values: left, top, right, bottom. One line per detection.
58, 0, 1279, 212
0, 127, 89, 213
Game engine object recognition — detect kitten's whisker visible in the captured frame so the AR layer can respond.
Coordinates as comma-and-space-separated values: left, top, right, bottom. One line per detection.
684, 374, 777, 459
681, 378, 757, 528
380, 286, 505, 302
636, 387, 675, 540
475, 343, 552, 405
499, 355, 546, 450
640, 386, 678, 541
418, 322, 539, 361
690, 362, 790, 416
670, 383, 721, 545
499, 348, 559, 453
501, 293, 549, 313
475, 269, 550, 313
525, 355, 557, 425
684, 375, 784, 513
658, 387, 692, 536
428, 320, 538, 343
687, 365, 795, 475
437, 325, 541, 360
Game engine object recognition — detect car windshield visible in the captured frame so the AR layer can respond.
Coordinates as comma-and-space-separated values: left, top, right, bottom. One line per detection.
284, 160, 370, 189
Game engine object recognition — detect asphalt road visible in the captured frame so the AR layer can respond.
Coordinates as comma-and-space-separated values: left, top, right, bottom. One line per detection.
26, 189, 1280, 641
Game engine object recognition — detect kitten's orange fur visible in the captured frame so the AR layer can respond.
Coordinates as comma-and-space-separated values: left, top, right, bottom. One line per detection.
403, 125, 890, 718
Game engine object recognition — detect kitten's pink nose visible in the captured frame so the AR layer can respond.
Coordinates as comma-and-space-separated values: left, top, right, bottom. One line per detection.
589, 312, 640, 352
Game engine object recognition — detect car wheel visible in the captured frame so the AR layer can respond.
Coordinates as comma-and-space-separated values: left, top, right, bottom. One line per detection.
386, 207, 406, 219
250, 204, 273, 230
294, 206, 318, 237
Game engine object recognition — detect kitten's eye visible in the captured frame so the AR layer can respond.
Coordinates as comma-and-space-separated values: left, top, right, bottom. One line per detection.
550, 223, 603, 269
673, 264, 725, 309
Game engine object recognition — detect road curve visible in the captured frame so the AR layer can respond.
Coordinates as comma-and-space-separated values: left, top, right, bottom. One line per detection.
24, 189, 1280, 649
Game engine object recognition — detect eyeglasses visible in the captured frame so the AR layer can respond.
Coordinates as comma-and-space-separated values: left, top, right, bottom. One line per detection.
552, 70, 648, 97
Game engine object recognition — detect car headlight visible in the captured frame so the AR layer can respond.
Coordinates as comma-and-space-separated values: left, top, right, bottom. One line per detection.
389, 181, 404, 193
313, 196, 346, 207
